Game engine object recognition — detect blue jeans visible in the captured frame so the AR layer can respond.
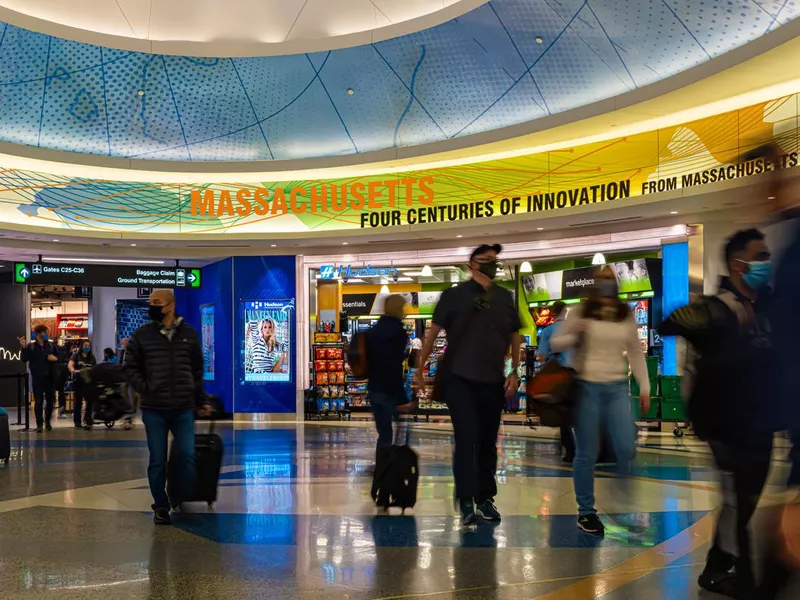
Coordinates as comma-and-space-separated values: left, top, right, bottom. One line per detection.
370, 391, 401, 449
573, 380, 636, 516
142, 408, 196, 511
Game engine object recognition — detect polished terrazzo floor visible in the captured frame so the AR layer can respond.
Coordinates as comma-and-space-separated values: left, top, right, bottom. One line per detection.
0, 417, 798, 599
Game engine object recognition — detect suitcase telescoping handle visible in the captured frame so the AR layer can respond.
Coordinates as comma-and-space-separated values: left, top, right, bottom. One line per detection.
392, 415, 412, 446
196, 416, 215, 435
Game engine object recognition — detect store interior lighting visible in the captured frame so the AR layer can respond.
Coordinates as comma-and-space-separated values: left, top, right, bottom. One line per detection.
379, 284, 390, 294
592, 253, 606, 265
421, 265, 433, 277
520, 261, 533, 273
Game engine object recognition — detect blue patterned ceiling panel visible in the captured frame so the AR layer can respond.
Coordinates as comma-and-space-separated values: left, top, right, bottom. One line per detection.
0, 0, 796, 162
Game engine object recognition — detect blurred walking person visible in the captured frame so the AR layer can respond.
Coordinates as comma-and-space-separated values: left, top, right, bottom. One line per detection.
754, 147, 800, 598
69, 340, 98, 430
550, 267, 650, 536
415, 244, 522, 528
660, 229, 777, 599
366, 294, 414, 453
535, 300, 575, 463
124, 290, 212, 524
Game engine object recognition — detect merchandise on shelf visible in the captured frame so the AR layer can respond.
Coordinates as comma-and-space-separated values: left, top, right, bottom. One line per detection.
311, 343, 348, 414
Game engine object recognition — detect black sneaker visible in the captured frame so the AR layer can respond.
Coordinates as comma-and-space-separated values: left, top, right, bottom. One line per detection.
35, 426, 43, 433
45, 423, 52, 432
476, 499, 501, 521
577, 514, 605, 535
153, 508, 172, 525
459, 500, 478, 530
697, 571, 738, 598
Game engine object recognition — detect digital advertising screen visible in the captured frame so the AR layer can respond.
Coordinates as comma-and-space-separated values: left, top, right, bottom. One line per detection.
243, 299, 293, 383
200, 304, 215, 382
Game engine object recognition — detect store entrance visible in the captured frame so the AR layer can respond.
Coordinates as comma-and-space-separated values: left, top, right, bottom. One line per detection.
305, 250, 668, 427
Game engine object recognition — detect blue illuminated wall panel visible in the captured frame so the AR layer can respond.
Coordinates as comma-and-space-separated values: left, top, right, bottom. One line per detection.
232, 256, 297, 414
175, 258, 234, 412
661, 242, 689, 376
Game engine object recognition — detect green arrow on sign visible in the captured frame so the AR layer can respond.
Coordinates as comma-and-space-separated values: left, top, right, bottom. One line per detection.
190, 269, 201, 288
14, 263, 30, 284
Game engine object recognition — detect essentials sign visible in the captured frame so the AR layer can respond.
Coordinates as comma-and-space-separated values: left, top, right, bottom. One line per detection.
14, 263, 202, 289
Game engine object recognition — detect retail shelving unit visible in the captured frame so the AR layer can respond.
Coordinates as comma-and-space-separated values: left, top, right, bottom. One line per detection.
310, 338, 349, 420
57, 313, 89, 343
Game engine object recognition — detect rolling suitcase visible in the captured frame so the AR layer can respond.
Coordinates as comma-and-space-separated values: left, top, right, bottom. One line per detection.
0, 408, 10, 465
371, 419, 418, 512
168, 420, 223, 507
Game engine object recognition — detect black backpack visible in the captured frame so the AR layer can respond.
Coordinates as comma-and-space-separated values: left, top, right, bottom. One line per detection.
347, 332, 369, 378
371, 425, 418, 512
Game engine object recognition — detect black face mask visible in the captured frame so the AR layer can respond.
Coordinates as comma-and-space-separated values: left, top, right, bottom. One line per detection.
595, 278, 618, 298
477, 261, 499, 280
148, 304, 165, 322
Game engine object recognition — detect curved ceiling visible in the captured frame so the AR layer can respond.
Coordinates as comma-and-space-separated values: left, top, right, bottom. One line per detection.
0, 0, 481, 56
0, 0, 796, 164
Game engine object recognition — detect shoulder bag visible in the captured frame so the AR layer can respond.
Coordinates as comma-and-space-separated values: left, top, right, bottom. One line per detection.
527, 321, 584, 427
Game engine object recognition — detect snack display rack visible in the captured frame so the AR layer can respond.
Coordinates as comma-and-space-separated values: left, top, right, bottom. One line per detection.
310, 341, 349, 419
413, 325, 450, 421
524, 345, 542, 428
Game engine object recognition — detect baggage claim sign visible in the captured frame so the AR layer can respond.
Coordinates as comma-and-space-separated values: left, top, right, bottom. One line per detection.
0, 93, 799, 234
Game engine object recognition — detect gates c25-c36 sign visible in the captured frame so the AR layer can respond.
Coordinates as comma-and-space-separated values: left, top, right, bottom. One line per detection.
14, 263, 202, 289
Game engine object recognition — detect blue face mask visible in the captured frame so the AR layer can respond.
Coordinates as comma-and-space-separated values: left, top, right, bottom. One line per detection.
82, 346, 91, 354
742, 260, 771, 290
41, 334, 48, 342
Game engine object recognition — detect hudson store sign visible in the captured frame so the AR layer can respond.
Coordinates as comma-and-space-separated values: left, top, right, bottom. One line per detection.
319, 264, 399, 280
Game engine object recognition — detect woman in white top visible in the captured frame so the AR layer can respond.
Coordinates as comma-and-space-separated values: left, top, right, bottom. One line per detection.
551, 266, 650, 535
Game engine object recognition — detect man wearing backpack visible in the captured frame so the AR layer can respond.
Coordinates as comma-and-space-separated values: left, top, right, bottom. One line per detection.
660, 228, 777, 600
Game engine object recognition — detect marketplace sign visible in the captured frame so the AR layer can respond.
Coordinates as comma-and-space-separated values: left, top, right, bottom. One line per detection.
1, 94, 799, 234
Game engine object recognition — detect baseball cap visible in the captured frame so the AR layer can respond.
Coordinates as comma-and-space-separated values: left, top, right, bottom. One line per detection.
469, 244, 502, 262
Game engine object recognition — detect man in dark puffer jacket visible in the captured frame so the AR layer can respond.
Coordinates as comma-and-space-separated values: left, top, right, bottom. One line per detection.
124, 289, 212, 525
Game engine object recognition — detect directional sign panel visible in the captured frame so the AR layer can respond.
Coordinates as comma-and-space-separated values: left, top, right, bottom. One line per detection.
13, 262, 202, 289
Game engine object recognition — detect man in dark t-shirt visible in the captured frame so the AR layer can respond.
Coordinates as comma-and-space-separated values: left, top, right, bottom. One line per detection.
415, 244, 522, 528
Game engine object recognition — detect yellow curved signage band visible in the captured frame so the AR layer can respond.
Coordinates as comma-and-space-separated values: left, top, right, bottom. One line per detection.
0, 94, 797, 235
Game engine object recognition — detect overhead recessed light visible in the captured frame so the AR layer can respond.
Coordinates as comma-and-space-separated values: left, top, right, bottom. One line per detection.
768, 195, 776, 200
346, 88, 354, 96
670, 211, 678, 214
456, 235, 463, 238
342, 242, 349, 245
520, 261, 533, 273
270, 244, 277, 247
53, 239, 59, 242
536, 227, 543, 231
130, 243, 137, 247
535, 36, 543, 44
137, 89, 145, 96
